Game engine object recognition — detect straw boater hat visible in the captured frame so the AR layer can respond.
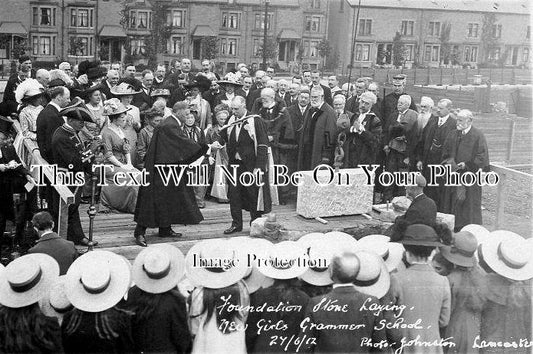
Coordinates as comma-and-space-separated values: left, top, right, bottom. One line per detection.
39, 275, 73, 319
258, 241, 309, 280
64, 250, 131, 313
440, 231, 478, 268
461, 224, 490, 248
185, 239, 249, 289
132, 244, 185, 294
102, 98, 131, 116
150, 88, 171, 98
110, 82, 141, 96
478, 230, 533, 281
15, 78, 45, 104
353, 251, 391, 299
297, 231, 359, 286
0, 254, 60, 308
357, 234, 405, 272
227, 237, 274, 293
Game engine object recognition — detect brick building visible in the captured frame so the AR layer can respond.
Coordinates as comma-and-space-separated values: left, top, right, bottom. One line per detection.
328, 0, 531, 74
124, 0, 329, 73
0, 0, 331, 72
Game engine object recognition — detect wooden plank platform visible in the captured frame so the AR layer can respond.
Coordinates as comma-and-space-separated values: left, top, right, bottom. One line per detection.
78, 201, 388, 261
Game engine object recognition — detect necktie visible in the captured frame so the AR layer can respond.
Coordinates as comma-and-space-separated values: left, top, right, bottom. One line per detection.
397, 113, 403, 122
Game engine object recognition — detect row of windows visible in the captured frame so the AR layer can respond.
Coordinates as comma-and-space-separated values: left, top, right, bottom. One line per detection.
356, 19, 527, 39
354, 43, 530, 64
31, 35, 92, 56
33, 6, 93, 28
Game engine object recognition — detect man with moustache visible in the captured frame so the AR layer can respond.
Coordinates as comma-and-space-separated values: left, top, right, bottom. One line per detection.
100, 69, 120, 100
340, 91, 382, 168
133, 101, 208, 246
203, 79, 224, 113
309, 71, 333, 106
287, 83, 300, 106
345, 79, 366, 116
416, 98, 456, 210
152, 64, 167, 89
298, 86, 337, 171
216, 96, 271, 234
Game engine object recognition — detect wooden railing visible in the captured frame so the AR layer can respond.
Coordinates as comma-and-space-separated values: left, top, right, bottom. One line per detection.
11, 120, 75, 238
490, 163, 533, 229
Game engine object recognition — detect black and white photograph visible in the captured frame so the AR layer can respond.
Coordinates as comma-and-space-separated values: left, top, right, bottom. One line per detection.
0, 0, 531, 353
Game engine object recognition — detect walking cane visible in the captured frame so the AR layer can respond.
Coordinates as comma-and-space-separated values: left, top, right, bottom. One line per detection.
85, 174, 98, 252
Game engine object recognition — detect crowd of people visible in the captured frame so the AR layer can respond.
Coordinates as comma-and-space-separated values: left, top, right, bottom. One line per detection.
0, 55, 490, 251
0, 210, 531, 353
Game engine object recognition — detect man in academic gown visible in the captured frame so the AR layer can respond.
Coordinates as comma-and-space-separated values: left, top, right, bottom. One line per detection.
340, 91, 382, 168
133, 101, 208, 247
416, 98, 456, 210
441, 109, 489, 231
217, 96, 271, 234
298, 86, 338, 171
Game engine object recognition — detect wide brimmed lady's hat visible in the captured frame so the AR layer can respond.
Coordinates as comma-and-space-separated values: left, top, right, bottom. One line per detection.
478, 230, 533, 281
110, 82, 141, 96
440, 231, 478, 267
102, 97, 131, 116
218, 72, 244, 87
297, 232, 359, 286
39, 275, 73, 318
132, 244, 185, 294
64, 250, 131, 313
357, 234, 405, 272
353, 251, 391, 299
0, 254, 59, 308
150, 88, 171, 98
184, 76, 212, 92
185, 239, 249, 289
258, 241, 309, 280
227, 237, 274, 293
15, 78, 45, 104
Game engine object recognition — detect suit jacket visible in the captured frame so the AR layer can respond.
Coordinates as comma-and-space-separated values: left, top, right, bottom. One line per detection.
287, 104, 309, 145
51, 124, 92, 174
381, 92, 418, 135
345, 94, 360, 115
36, 103, 64, 163
300, 286, 387, 353
342, 111, 382, 168
246, 89, 261, 111
28, 232, 77, 275
251, 95, 286, 115
394, 193, 437, 226
387, 108, 419, 160
2, 73, 24, 114
99, 80, 114, 101
298, 102, 338, 170
390, 264, 451, 353
132, 87, 153, 112
416, 115, 457, 166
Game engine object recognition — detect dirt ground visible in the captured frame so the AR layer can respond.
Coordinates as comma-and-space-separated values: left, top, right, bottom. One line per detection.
482, 173, 533, 238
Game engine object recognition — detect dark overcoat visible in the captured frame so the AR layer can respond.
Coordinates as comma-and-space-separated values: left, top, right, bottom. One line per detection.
342, 111, 382, 168
134, 115, 208, 228
37, 104, 64, 163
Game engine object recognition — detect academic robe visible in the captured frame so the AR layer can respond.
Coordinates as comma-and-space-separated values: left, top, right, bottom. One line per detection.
134, 115, 208, 228
297, 102, 338, 171
381, 92, 418, 138
416, 115, 457, 210
341, 111, 382, 168
440, 126, 489, 231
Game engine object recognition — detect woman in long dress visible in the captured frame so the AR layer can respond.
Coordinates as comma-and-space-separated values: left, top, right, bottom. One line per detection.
205, 104, 229, 202
111, 82, 141, 167
99, 98, 140, 213
16, 79, 46, 143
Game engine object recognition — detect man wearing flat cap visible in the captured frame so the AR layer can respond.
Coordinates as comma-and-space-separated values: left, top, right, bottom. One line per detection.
50, 102, 99, 247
